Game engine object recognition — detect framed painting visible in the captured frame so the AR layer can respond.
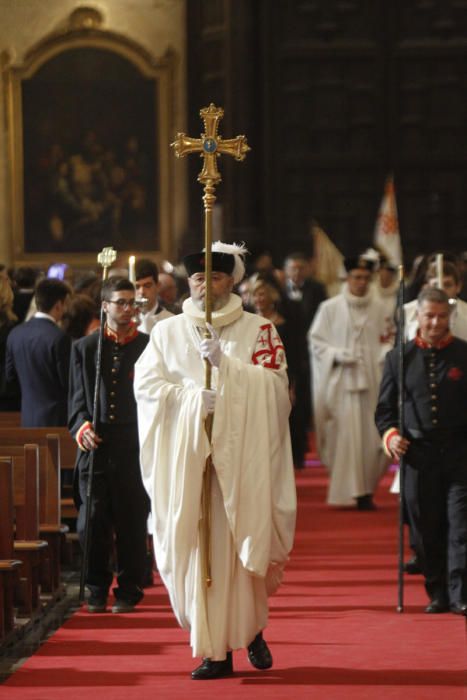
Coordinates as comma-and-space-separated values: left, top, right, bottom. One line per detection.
4, 14, 173, 266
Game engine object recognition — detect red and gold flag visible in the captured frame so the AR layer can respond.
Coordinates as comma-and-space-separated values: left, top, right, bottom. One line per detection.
374, 175, 402, 265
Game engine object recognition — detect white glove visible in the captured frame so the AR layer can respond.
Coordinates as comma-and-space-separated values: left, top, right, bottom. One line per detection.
334, 349, 357, 366
199, 323, 222, 368
201, 388, 216, 415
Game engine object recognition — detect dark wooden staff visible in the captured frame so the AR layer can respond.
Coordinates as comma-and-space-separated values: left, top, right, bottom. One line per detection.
79, 246, 117, 603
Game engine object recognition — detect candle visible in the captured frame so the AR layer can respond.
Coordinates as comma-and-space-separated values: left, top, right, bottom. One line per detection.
129, 255, 136, 284
435, 253, 443, 290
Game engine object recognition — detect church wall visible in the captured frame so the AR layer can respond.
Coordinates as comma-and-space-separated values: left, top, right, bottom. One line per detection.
0, 0, 187, 266
187, 1, 467, 266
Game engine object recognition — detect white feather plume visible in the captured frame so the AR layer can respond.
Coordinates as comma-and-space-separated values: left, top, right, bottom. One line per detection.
209, 240, 249, 284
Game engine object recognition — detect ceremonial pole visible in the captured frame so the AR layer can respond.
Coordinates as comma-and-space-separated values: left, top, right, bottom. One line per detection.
435, 253, 443, 290
397, 264, 405, 613
171, 104, 250, 587
79, 246, 117, 603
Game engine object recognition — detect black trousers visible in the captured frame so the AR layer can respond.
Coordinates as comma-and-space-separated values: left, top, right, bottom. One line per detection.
404, 437, 467, 605
77, 424, 150, 603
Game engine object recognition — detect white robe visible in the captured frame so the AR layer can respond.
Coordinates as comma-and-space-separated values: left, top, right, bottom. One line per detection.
309, 287, 392, 505
371, 279, 398, 335
134, 294, 296, 660
137, 304, 173, 335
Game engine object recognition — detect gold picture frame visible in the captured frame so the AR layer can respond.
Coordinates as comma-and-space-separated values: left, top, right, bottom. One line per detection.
3, 8, 174, 268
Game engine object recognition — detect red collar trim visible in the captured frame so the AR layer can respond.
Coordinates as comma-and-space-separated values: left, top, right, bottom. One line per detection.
104, 322, 139, 345
414, 330, 454, 350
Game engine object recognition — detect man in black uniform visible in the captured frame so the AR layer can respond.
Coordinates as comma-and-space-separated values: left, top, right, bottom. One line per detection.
69, 276, 150, 613
375, 287, 467, 615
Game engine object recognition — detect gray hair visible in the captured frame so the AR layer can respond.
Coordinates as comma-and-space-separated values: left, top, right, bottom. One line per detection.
417, 286, 452, 309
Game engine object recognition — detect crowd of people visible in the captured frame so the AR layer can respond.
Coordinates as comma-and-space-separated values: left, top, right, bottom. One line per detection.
1, 241, 467, 679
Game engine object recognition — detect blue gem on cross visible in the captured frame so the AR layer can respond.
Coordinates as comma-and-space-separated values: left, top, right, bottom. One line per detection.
203, 138, 218, 154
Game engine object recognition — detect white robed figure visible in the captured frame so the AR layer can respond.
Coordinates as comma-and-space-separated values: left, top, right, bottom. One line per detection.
134, 242, 296, 678
309, 255, 392, 508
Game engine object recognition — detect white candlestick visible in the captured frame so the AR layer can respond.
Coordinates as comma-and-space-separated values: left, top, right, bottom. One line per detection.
129, 255, 136, 284
436, 253, 443, 290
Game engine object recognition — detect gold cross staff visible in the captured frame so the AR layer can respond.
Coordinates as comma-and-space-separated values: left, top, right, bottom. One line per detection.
171, 104, 250, 590
171, 103, 250, 185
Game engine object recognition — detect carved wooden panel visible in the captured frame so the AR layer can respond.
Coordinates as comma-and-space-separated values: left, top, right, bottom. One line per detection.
186, 1, 467, 264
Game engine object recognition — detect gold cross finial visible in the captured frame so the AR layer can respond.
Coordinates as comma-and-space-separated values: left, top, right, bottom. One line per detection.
97, 246, 117, 281
171, 103, 250, 185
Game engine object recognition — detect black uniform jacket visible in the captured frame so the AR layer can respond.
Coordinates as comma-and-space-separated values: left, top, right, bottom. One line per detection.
68, 327, 149, 439
375, 336, 467, 438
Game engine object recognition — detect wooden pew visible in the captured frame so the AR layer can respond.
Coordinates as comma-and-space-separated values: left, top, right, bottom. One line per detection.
0, 412, 21, 426
0, 434, 69, 594
0, 427, 78, 520
5, 446, 48, 616
0, 427, 79, 568
0, 458, 22, 642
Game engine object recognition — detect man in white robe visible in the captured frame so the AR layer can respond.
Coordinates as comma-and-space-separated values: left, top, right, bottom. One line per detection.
309, 256, 392, 509
134, 242, 296, 680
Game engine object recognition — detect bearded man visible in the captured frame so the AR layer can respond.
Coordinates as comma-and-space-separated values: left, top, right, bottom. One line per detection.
134, 242, 296, 679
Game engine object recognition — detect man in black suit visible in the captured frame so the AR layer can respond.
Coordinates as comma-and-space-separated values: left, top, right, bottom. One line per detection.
69, 276, 150, 614
5, 277, 71, 426
375, 287, 467, 616
283, 252, 327, 332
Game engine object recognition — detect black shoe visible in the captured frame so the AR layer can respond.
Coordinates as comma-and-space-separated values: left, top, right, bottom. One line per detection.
425, 599, 449, 614
356, 494, 377, 511
111, 599, 135, 614
403, 556, 422, 575
87, 597, 107, 613
450, 601, 467, 616
247, 632, 273, 670
191, 652, 233, 680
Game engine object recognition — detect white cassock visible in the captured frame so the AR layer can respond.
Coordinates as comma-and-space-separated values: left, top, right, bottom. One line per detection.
137, 304, 173, 335
371, 279, 398, 332
134, 294, 296, 660
403, 297, 467, 341
309, 287, 392, 505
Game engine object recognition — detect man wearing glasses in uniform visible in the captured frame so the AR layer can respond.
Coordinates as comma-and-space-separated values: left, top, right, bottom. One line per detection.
69, 276, 150, 613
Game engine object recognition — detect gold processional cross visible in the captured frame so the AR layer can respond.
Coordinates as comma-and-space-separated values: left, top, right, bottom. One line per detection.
171, 104, 250, 588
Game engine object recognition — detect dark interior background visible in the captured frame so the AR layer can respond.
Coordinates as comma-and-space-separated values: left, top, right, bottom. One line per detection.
183, 0, 467, 268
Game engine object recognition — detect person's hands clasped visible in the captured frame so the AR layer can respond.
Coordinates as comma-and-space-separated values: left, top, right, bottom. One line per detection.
199, 323, 223, 368
334, 348, 358, 366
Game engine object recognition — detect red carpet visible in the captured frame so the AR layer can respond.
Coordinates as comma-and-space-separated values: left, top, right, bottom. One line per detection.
1, 467, 466, 699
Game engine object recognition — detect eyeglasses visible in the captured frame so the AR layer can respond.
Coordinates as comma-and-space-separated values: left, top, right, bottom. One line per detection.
108, 299, 137, 309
